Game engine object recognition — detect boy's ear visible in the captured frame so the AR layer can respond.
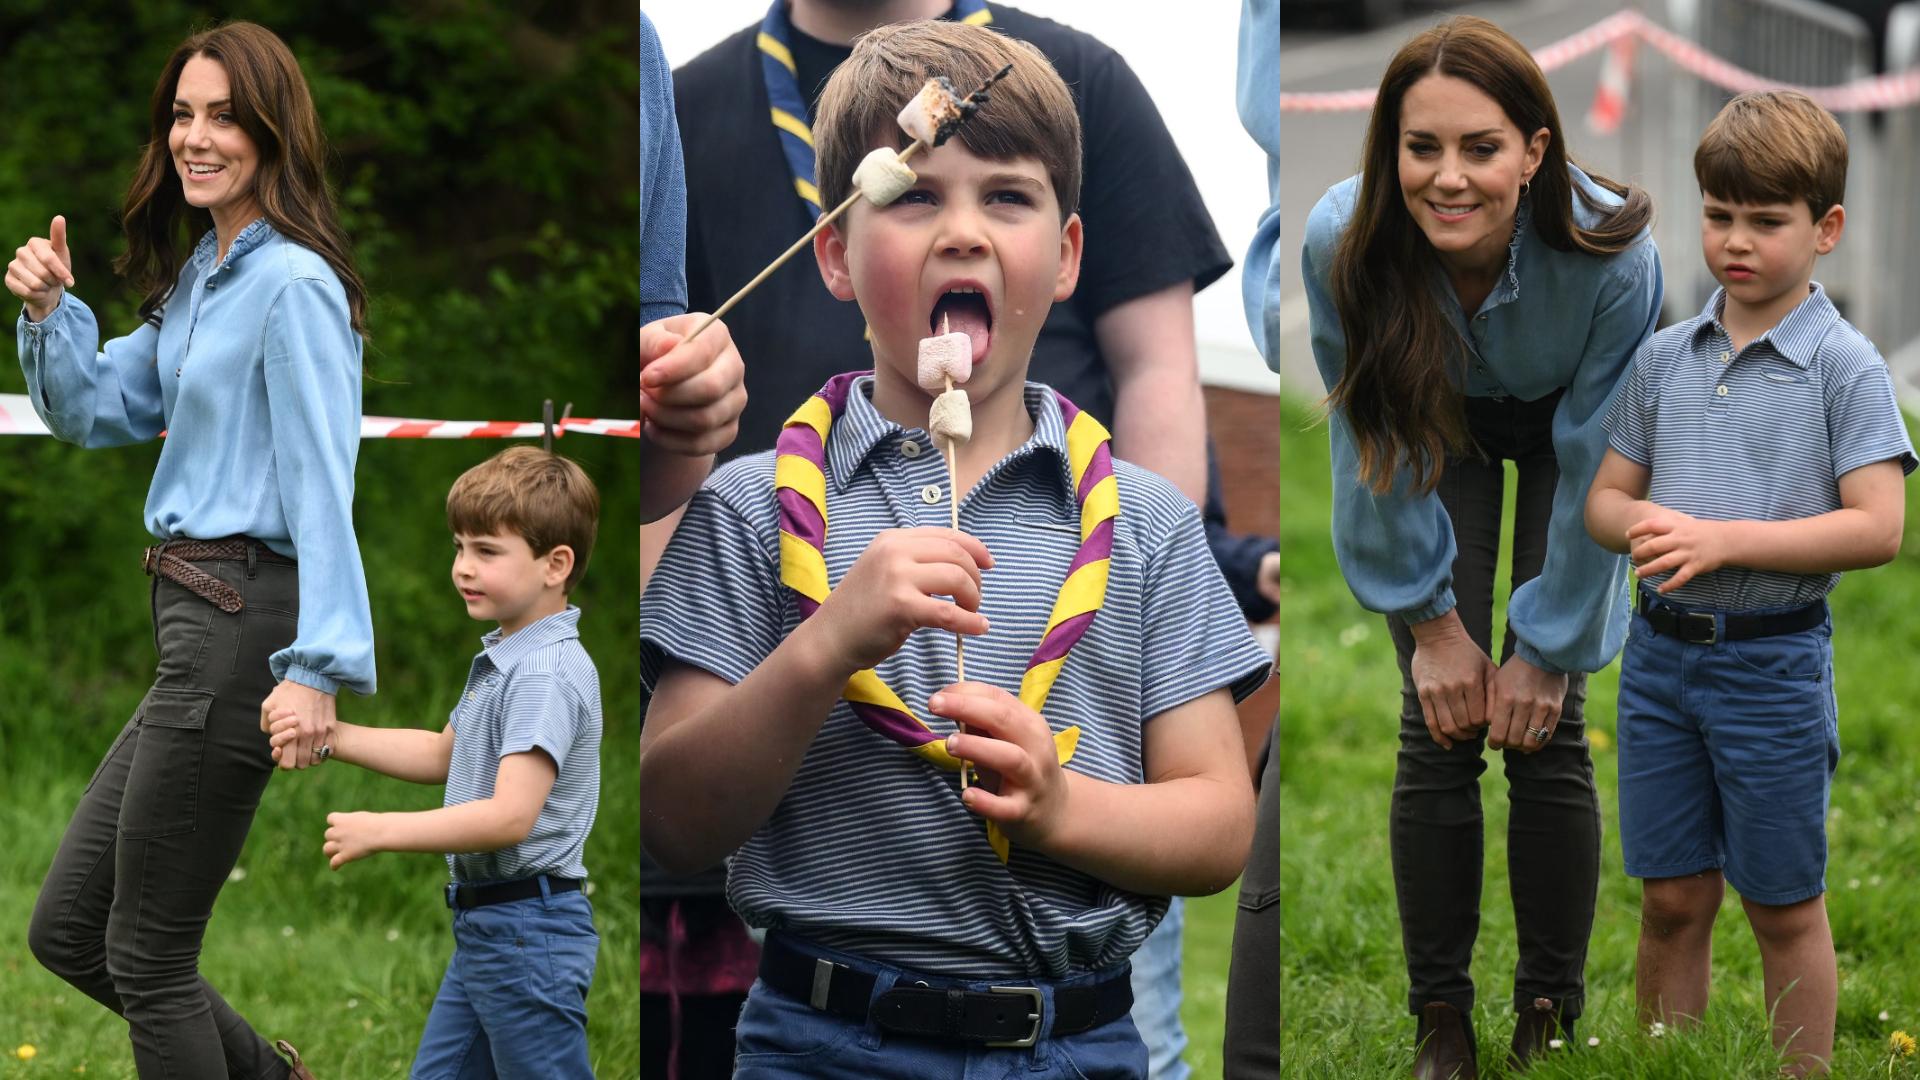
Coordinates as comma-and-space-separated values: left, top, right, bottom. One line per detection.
815, 222, 857, 301
1814, 203, 1845, 255
543, 544, 575, 590
1053, 212, 1083, 303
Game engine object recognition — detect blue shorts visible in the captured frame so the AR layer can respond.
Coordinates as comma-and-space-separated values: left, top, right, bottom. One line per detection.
410, 878, 598, 1079
732, 934, 1147, 1079
1617, 608, 1840, 905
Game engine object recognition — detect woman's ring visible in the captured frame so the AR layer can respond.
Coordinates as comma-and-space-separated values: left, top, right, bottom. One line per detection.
1527, 726, 1552, 741
313, 744, 333, 762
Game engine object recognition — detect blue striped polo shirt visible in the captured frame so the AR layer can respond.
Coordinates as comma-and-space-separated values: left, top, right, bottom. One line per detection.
641, 377, 1272, 977
1604, 283, 1916, 610
445, 606, 602, 883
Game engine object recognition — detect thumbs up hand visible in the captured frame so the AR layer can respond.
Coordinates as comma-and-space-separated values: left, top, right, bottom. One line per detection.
7, 215, 74, 323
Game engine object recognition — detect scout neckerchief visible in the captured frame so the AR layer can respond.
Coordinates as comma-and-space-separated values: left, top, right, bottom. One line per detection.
775, 372, 1117, 862
757, 0, 994, 221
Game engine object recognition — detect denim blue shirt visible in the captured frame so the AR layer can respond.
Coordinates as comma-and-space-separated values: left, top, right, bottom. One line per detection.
16, 221, 375, 695
1238, 0, 1279, 369
1302, 165, 1663, 673
641, 11, 688, 324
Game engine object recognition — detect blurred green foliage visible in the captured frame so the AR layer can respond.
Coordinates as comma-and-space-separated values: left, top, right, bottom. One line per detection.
0, 2, 639, 1071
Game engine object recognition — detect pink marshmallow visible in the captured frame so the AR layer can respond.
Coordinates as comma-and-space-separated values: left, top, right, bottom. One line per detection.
916, 332, 972, 392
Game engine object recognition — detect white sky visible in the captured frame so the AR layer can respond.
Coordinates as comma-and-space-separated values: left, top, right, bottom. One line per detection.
644, 0, 1277, 392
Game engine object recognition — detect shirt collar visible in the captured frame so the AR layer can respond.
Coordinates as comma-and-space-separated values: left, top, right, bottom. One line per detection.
825, 374, 1077, 498
1690, 282, 1835, 369
478, 605, 582, 672
189, 218, 275, 271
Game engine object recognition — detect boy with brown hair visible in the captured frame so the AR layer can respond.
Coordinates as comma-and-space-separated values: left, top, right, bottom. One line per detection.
273, 445, 606, 1076
640, 19, 1269, 1078
1587, 90, 1914, 1075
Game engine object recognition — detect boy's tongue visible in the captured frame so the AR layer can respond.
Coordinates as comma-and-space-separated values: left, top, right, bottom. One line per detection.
932, 292, 992, 363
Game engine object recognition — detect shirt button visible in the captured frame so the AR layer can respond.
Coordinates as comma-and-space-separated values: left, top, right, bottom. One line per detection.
901, 439, 923, 459
1720, 351, 1731, 363
920, 484, 943, 504
174, 367, 182, 378
1716, 384, 1729, 397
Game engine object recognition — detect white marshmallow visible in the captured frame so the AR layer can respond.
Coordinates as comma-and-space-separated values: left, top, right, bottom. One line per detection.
854, 148, 917, 206
896, 78, 966, 147
916, 331, 972, 392
929, 388, 972, 445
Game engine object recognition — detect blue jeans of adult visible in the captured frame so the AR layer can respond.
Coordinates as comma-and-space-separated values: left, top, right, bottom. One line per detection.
411, 880, 598, 1079
731, 933, 1147, 1079
1129, 897, 1190, 1079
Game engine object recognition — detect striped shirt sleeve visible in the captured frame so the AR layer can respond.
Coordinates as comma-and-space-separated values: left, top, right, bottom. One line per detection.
496, 669, 583, 771
1604, 342, 1656, 466
1827, 363, 1918, 479
1137, 496, 1274, 720
640, 484, 787, 691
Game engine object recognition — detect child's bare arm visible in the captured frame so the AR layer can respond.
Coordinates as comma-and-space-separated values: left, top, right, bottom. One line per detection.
322, 750, 558, 869
641, 526, 994, 875
1631, 459, 1906, 591
269, 714, 455, 784
939, 684, 1255, 896
1584, 448, 1656, 555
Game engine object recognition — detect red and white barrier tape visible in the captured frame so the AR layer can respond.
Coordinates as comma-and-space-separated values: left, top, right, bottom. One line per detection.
1281, 9, 1920, 113
0, 393, 639, 439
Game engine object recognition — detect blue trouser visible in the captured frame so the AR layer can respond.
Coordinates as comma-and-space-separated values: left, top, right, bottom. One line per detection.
411, 879, 598, 1079
731, 934, 1148, 1078
1129, 897, 1190, 1079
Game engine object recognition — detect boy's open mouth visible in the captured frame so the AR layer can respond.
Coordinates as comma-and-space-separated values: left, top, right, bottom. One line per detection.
930, 285, 993, 366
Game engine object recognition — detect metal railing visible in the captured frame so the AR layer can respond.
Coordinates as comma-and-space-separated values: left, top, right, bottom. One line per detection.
1883, 3, 1920, 397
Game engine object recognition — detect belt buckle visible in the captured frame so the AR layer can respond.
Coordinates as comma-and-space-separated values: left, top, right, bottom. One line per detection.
1678, 611, 1717, 645
986, 985, 1043, 1048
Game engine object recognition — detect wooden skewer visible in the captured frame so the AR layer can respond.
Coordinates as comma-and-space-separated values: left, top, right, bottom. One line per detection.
936, 313, 972, 791
686, 140, 931, 344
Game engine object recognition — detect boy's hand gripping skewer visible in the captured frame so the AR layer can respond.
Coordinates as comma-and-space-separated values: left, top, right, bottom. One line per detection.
684, 66, 1015, 344
921, 316, 974, 787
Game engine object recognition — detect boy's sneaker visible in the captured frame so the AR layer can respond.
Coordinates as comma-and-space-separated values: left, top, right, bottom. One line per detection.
1414, 1001, 1477, 1080
274, 1040, 318, 1080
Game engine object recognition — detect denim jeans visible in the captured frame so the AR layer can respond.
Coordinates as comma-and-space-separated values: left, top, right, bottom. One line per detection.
1618, 607, 1838, 904
1385, 393, 1601, 1019
1128, 898, 1189, 1079
29, 550, 298, 1079
731, 934, 1147, 1079
411, 881, 599, 1078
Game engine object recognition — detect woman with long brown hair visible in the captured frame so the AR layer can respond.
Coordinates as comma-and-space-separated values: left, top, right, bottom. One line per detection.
7, 21, 370, 1078
1302, 16, 1661, 1078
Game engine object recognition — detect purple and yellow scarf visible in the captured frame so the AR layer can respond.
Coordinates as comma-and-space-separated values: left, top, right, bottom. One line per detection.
774, 372, 1118, 861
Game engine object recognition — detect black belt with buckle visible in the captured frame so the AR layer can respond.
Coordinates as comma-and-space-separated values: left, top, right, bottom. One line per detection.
1637, 587, 1826, 645
447, 875, 581, 910
758, 932, 1133, 1048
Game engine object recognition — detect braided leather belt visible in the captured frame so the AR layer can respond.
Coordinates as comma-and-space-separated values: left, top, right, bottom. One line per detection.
140, 538, 295, 614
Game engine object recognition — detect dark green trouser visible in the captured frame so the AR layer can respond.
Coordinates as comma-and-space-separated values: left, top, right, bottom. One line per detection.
1386, 392, 1601, 1022
30, 549, 297, 1079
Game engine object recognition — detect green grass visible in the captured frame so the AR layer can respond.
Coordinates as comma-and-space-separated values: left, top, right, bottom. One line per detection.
1279, 395, 1920, 1078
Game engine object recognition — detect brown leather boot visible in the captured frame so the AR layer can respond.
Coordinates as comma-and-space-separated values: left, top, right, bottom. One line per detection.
274, 1040, 317, 1080
1507, 996, 1568, 1070
1413, 1001, 1478, 1080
